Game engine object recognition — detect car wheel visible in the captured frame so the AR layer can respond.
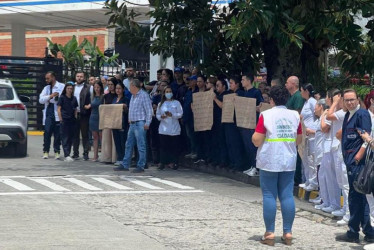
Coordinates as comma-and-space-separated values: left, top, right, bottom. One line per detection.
15, 138, 27, 157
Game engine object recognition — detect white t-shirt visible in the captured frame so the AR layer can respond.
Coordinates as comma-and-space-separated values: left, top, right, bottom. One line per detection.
322, 117, 332, 154
74, 83, 84, 112
331, 109, 346, 151
301, 97, 317, 129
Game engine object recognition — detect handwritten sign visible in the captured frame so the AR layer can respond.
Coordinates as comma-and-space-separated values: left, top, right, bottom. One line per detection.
99, 104, 123, 130
234, 96, 256, 129
192, 91, 215, 131
221, 94, 236, 123
259, 102, 272, 113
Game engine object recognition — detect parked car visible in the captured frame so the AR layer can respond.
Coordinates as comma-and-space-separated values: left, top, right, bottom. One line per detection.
0, 79, 29, 157
0, 59, 43, 77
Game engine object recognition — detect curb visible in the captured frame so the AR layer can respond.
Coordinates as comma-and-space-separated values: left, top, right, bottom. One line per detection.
182, 159, 343, 220
27, 131, 43, 136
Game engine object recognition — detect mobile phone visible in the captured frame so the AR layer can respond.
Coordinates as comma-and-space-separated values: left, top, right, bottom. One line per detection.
357, 128, 365, 135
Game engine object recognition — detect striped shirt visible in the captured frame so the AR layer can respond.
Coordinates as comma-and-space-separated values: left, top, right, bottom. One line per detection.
129, 89, 153, 126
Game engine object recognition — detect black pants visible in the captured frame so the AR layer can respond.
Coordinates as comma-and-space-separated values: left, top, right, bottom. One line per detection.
43, 115, 61, 153
195, 130, 211, 161
159, 134, 179, 165
239, 128, 257, 169
149, 117, 160, 164
73, 115, 90, 157
224, 123, 244, 170
61, 119, 76, 157
218, 123, 229, 166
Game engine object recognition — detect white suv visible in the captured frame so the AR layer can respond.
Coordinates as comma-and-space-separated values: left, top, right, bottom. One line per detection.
0, 79, 29, 157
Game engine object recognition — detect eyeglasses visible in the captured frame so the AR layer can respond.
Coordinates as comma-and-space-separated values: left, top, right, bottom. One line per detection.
344, 99, 357, 103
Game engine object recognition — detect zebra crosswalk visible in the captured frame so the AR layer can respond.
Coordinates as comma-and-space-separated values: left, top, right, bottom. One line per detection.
0, 175, 203, 196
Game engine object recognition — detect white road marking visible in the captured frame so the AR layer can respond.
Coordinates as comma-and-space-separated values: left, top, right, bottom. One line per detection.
121, 177, 163, 190
91, 177, 132, 190
63, 178, 102, 191
149, 178, 194, 190
0, 190, 204, 196
28, 178, 70, 191
0, 178, 34, 191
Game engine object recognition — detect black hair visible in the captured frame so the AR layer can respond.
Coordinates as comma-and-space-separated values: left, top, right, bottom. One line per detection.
197, 75, 207, 82
93, 81, 104, 97
61, 82, 74, 96
116, 81, 125, 90
327, 88, 341, 101
183, 70, 191, 75
162, 68, 174, 83
343, 88, 358, 99
157, 69, 163, 74
301, 83, 315, 97
109, 77, 119, 86
242, 73, 254, 83
46, 71, 56, 78
229, 75, 241, 85
269, 85, 290, 106
216, 79, 227, 90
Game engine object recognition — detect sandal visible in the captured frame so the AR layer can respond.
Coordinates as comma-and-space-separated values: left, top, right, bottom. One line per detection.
260, 236, 275, 246
281, 235, 292, 246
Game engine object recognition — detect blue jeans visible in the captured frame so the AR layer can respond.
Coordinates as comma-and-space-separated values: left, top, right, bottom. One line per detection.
346, 164, 374, 239
260, 170, 295, 233
122, 121, 146, 170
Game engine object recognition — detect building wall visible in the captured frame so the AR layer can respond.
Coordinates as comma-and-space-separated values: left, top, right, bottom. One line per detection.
0, 27, 108, 57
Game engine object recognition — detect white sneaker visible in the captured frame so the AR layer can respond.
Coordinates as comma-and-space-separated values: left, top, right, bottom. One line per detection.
247, 168, 259, 177
114, 161, 121, 166
42, 152, 48, 159
304, 184, 318, 192
332, 209, 346, 217
322, 206, 339, 213
243, 167, 253, 174
315, 204, 327, 210
364, 243, 374, 250
337, 217, 349, 226
54, 152, 60, 160
184, 153, 193, 158
299, 183, 306, 188
64, 156, 74, 162
309, 196, 321, 204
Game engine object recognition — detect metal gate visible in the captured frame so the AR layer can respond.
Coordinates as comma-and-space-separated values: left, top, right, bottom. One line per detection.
0, 56, 63, 130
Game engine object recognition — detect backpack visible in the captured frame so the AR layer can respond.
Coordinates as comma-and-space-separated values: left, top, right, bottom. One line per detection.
353, 147, 374, 194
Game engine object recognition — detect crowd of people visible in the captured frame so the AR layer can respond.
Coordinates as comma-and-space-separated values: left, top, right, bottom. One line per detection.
38, 67, 374, 245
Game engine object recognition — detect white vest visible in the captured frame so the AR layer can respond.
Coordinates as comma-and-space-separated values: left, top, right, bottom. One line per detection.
256, 106, 300, 172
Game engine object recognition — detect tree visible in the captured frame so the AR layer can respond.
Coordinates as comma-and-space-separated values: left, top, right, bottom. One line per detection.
47, 36, 119, 81
106, 0, 374, 90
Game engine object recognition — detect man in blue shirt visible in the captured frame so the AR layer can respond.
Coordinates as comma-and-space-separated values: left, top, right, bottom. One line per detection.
336, 89, 374, 243
115, 79, 153, 173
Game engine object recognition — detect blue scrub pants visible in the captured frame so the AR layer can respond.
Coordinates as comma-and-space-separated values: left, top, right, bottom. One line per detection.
346, 164, 374, 239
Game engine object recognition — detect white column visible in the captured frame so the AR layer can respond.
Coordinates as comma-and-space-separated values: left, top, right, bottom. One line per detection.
149, 8, 174, 81
11, 23, 26, 56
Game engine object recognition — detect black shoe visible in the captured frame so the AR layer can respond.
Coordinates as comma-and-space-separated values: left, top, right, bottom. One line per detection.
144, 164, 148, 169
335, 233, 359, 243
83, 153, 88, 161
157, 164, 165, 170
132, 168, 144, 173
113, 166, 129, 171
364, 236, 374, 243
72, 155, 79, 159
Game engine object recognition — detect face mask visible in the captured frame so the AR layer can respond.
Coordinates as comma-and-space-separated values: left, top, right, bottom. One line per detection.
165, 93, 173, 100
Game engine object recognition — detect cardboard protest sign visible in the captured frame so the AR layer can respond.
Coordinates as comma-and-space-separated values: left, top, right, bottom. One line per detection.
192, 91, 215, 131
221, 93, 236, 123
99, 104, 123, 130
259, 102, 272, 113
234, 96, 256, 129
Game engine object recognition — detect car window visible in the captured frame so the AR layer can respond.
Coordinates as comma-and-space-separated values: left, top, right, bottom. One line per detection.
0, 86, 14, 100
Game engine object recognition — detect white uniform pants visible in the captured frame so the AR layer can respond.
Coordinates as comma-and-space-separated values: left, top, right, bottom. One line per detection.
331, 149, 349, 214
302, 139, 317, 187
319, 152, 341, 209
366, 195, 374, 223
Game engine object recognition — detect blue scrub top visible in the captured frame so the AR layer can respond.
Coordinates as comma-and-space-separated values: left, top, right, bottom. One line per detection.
341, 108, 372, 166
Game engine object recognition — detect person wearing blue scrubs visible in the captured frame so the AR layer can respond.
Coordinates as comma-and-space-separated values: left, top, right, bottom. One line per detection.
238, 74, 264, 175
224, 76, 245, 171
336, 89, 374, 243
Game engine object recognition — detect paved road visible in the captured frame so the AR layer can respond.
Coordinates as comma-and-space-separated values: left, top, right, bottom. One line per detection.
0, 135, 370, 249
